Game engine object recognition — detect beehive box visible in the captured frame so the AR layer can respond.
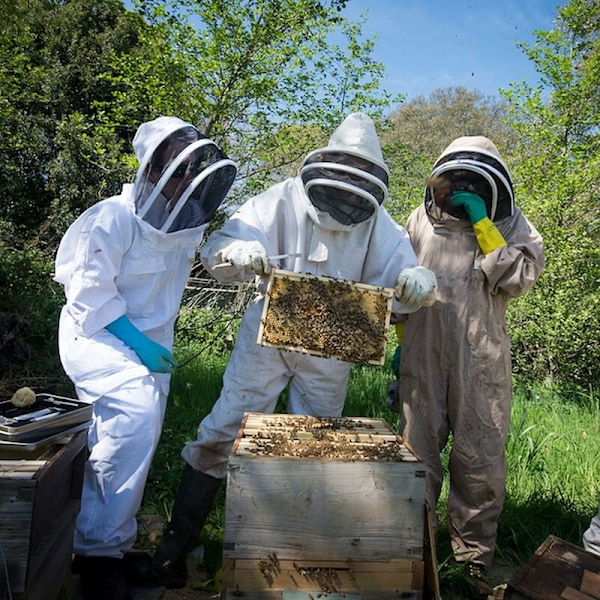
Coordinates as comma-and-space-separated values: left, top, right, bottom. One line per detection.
257, 269, 393, 366
505, 535, 600, 600
222, 413, 437, 599
0, 430, 87, 600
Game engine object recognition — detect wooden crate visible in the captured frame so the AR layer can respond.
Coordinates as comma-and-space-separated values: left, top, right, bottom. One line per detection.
0, 430, 87, 600
222, 413, 439, 599
505, 535, 600, 600
257, 269, 393, 366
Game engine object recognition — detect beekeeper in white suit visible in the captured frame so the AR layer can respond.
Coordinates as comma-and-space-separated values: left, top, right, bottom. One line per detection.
148, 112, 438, 588
54, 116, 236, 600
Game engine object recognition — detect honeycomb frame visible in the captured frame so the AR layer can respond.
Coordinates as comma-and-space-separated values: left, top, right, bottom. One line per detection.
257, 269, 393, 365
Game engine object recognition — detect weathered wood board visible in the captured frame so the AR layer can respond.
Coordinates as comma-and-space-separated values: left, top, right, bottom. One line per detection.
0, 431, 87, 599
505, 535, 600, 600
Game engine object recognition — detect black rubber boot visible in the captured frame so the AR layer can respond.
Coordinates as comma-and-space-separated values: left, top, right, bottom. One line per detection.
149, 464, 222, 588
74, 555, 132, 600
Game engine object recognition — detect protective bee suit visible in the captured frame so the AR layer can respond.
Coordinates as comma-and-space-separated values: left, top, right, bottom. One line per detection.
185, 111, 436, 478
398, 136, 545, 580
584, 506, 600, 557
148, 112, 437, 589
54, 116, 236, 598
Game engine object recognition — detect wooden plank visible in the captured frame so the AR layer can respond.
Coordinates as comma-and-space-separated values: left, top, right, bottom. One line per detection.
0, 460, 47, 476
580, 570, 600, 599
26, 501, 79, 600
224, 458, 424, 562
241, 414, 398, 433
0, 432, 87, 596
222, 557, 424, 593
506, 536, 600, 600
223, 592, 282, 600
423, 504, 442, 600
30, 430, 86, 551
0, 479, 36, 593
222, 592, 422, 600
560, 587, 596, 600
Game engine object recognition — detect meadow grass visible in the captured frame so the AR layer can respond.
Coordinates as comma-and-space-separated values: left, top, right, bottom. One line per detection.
141, 337, 600, 594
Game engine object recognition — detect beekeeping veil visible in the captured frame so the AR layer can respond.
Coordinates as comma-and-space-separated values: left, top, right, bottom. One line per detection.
300, 112, 390, 226
425, 135, 514, 222
132, 116, 237, 233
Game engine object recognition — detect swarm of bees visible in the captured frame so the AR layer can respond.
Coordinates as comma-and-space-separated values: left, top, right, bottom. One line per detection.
258, 270, 392, 365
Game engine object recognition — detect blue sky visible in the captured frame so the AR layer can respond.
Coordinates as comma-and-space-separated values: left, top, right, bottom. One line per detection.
340, 0, 562, 100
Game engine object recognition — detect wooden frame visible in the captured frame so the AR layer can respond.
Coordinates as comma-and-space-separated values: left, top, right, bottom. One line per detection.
257, 269, 393, 365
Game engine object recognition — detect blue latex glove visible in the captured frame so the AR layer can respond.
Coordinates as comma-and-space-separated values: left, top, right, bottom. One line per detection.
450, 190, 488, 224
391, 346, 402, 379
106, 315, 178, 373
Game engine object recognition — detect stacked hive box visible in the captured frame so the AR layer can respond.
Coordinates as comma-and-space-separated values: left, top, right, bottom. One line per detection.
222, 413, 436, 599
0, 430, 86, 600
506, 536, 600, 600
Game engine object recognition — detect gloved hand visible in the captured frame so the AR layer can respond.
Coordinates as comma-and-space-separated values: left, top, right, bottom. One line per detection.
450, 190, 488, 224
106, 315, 178, 373
451, 190, 507, 254
221, 241, 272, 276
394, 266, 437, 307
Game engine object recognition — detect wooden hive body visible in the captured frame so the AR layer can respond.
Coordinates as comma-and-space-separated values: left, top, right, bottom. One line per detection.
222, 413, 438, 599
505, 535, 600, 600
0, 431, 86, 599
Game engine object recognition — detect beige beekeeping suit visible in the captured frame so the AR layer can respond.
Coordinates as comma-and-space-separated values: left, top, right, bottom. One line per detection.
400, 136, 545, 568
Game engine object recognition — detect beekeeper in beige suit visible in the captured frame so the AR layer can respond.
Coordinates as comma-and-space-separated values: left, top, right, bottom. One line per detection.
397, 135, 545, 600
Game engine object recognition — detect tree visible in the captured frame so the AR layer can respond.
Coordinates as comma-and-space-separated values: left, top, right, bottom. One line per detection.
127, 0, 399, 204
502, 0, 600, 387
0, 0, 395, 391
381, 86, 516, 222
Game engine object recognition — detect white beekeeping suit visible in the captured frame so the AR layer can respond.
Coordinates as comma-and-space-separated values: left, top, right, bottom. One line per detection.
584, 506, 600, 557
54, 116, 236, 600
186, 111, 437, 477
144, 112, 437, 590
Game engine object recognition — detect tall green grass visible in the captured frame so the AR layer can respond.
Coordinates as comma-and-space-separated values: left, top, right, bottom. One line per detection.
141, 315, 600, 594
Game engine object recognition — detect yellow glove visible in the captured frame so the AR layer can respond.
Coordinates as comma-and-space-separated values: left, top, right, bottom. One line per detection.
473, 217, 507, 255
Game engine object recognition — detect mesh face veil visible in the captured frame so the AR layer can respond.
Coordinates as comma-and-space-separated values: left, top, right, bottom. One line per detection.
300, 113, 390, 226
424, 138, 515, 222
135, 126, 237, 233
301, 150, 389, 225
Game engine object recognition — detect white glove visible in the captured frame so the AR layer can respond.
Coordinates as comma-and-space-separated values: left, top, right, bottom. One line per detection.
394, 266, 437, 307
222, 241, 272, 276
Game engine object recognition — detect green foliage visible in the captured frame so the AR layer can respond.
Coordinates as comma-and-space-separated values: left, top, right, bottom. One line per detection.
129, 0, 398, 207
0, 0, 392, 391
502, 0, 600, 387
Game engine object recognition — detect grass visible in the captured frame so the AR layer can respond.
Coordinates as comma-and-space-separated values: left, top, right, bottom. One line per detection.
140, 319, 600, 596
